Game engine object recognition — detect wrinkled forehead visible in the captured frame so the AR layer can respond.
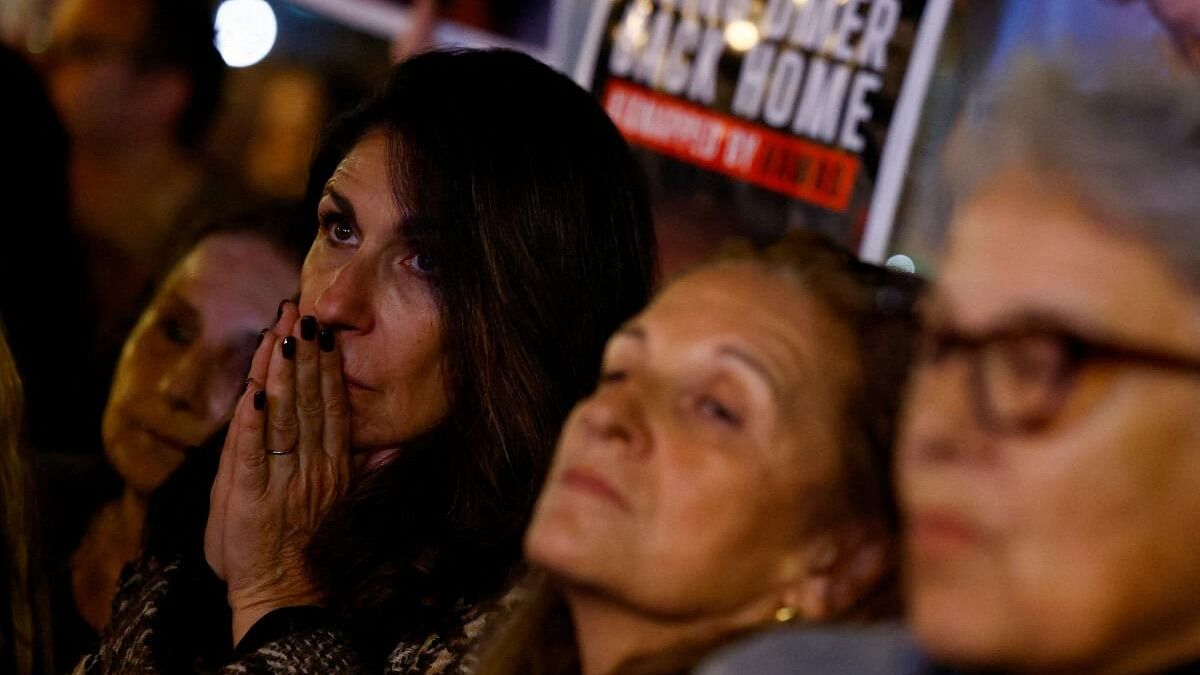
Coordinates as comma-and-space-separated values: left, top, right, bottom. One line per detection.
645, 264, 848, 389
937, 168, 1200, 342
324, 131, 415, 224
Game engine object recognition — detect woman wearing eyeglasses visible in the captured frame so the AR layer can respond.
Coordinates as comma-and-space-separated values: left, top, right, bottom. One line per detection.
896, 60, 1200, 674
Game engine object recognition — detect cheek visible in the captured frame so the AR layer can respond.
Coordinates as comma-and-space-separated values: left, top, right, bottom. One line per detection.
351, 298, 446, 446
203, 369, 246, 423
380, 304, 443, 389
924, 377, 1200, 662
632, 459, 794, 612
109, 330, 161, 402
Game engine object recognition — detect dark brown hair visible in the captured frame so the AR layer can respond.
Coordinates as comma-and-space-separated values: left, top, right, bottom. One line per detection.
301, 48, 657, 662
473, 230, 923, 675
0, 323, 51, 675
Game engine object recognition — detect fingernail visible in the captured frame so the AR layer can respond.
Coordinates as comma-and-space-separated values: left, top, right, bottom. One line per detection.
257, 328, 268, 346
253, 390, 266, 411
300, 315, 318, 341
318, 328, 335, 353
281, 336, 296, 360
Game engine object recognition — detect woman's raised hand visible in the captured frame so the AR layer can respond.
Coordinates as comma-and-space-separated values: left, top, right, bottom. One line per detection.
205, 300, 352, 645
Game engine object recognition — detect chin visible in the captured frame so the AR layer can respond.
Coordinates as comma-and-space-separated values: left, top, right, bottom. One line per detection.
910, 587, 1023, 670
109, 439, 182, 494
526, 510, 597, 576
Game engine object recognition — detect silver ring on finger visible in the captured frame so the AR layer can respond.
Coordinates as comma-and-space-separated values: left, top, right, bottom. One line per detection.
266, 448, 295, 456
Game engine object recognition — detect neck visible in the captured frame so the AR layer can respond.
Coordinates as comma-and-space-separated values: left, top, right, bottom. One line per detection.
113, 487, 149, 548
564, 586, 771, 675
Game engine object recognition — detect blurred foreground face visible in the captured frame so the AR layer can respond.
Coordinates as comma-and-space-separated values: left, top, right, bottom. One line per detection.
299, 132, 448, 465
526, 264, 849, 619
899, 166, 1200, 672
103, 234, 298, 493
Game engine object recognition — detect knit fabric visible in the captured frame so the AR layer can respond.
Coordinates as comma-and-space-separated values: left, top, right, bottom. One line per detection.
73, 554, 505, 674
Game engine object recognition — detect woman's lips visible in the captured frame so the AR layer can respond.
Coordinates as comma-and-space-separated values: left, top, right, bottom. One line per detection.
906, 509, 985, 554
135, 423, 192, 454
561, 467, 630, 511
353, 447, 400, 472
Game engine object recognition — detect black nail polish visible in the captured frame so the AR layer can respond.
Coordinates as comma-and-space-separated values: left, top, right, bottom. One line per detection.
318, 328, 335, 353
253, 390, 266, 411
300, 315, 318, 341
281, 336, 296, 360
257, 328, 268, 347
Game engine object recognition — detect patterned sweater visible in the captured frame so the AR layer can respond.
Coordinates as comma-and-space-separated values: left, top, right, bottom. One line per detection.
73, 555, 500, 674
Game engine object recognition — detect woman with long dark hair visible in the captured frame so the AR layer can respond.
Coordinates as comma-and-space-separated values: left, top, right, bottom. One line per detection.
77, 48, 655, 673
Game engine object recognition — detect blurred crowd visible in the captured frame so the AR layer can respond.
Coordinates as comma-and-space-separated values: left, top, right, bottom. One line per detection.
0, 1, 1199, 674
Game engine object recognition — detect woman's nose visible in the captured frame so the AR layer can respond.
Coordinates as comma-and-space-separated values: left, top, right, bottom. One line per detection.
156, 350, 209, 416
312, 257, 373, 332
899, 358, 990, 468
576, 386, 650, 459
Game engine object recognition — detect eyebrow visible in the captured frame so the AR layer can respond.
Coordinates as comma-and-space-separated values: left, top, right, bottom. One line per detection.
321, 186, 358, 225
716, 344, 784, 401
921, 289, 1123, 343
325, 183, 423, 240
612, 324, 783, 400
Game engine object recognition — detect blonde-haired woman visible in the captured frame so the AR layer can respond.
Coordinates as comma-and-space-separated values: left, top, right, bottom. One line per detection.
0, 322, 51, 675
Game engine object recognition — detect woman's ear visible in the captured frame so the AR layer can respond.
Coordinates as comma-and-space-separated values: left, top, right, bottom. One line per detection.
780, 521, 892, 623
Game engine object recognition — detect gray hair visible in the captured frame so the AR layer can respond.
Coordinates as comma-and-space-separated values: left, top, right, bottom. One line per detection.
945, 56, 1200, 289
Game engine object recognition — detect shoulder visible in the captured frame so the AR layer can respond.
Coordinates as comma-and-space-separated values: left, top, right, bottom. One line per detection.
225, 624, 365, 675
385, 584, 526, 675
74, 555, 184, 674
78, 556, 366, 674
695, 624, 932, 675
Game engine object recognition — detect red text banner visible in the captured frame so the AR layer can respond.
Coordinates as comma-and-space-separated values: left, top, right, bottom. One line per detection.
603, 79, 859, 213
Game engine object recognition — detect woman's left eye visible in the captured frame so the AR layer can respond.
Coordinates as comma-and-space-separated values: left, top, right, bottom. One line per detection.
400, 253, 435, 276
318, 212, 358, 247
697, 395, 742, 428
159, 318, 193, 345
332, 222, 355, 242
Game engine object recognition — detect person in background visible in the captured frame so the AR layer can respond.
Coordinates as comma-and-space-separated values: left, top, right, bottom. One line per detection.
41, 0, 245, 400
77, 48, 657, 674
473, 232, 923, 675
699, 58, 1200, 675
0, 322, 52, 675
41, 213, 305, 672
